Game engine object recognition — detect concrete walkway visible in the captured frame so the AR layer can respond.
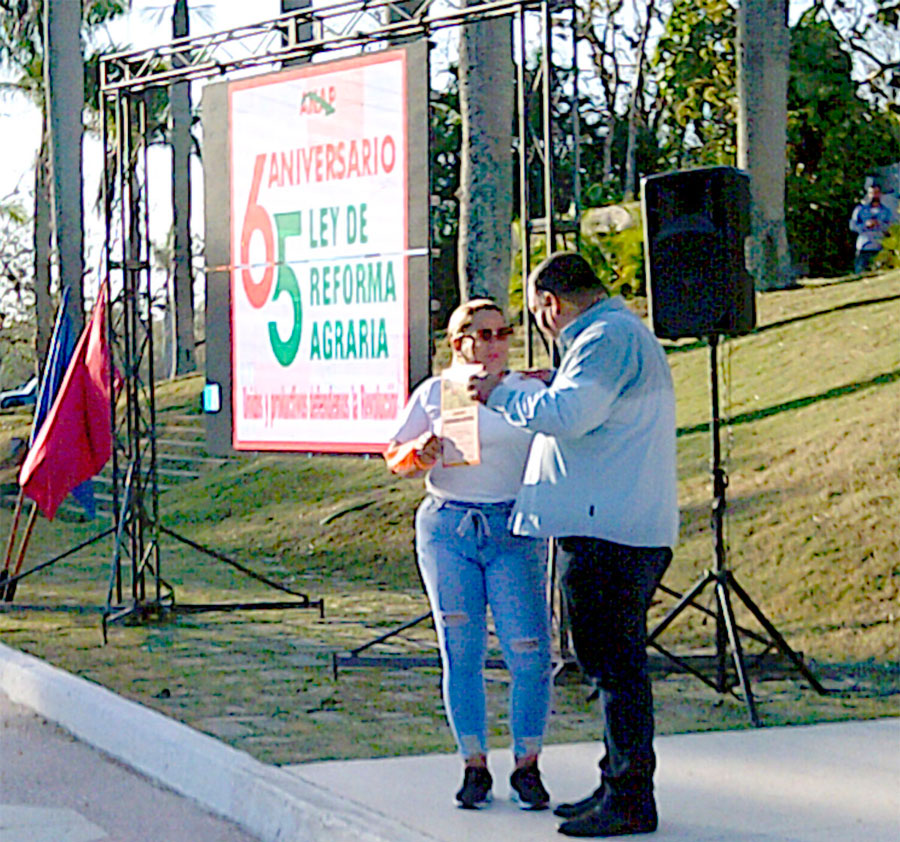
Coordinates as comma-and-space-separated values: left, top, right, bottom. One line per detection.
292, 720, 900, 841
1, 642, 898, 842
0, 691, 257, 842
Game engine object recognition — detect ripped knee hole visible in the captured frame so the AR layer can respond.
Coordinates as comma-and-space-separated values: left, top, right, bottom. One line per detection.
441, 611, 469, 627
510, 637, 541, 653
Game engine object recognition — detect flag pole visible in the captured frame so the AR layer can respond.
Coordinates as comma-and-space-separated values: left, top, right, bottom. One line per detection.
0, 489, 26, 598
3, 500, 38, 603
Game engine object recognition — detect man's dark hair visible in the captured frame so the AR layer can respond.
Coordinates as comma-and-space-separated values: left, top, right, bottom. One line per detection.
528, 251, 610, 299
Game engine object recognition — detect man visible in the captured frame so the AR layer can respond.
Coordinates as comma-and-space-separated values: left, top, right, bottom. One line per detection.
849, 183, 893, 274
468, 251, 678, 837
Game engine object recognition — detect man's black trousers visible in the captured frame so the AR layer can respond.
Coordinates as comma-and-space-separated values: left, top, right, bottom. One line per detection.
556, 536, 672, 795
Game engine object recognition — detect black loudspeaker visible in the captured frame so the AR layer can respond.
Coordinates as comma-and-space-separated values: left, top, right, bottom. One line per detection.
641, 166, 756, 340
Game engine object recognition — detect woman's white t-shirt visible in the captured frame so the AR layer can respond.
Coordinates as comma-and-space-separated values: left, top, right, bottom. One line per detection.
390, 371, 545, 503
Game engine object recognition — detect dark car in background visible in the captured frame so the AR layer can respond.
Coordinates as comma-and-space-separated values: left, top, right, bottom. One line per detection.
0, 376, 38, 409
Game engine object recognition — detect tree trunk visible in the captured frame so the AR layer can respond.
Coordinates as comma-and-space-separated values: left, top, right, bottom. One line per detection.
737, 0, 793, 290
44, 0, 85, 331
602, 113, 614, 184
33, 128, 54, 371
624, 1, 657, 202
457, 13, 514, 310
623, 64, 644, 201
623, 91, 639, 201
170, 0, 196, 376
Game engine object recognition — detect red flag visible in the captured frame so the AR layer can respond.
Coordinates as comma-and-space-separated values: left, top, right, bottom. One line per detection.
19, 286, 114, 521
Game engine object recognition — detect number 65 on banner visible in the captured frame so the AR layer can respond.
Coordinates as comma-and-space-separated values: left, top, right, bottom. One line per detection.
240, 154, 303, 367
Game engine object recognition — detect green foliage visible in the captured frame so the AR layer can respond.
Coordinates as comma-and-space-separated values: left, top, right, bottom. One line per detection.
427, 78, 462, 324
0, 0, 129, 73
84, 0, 128, 27
509, 203, 644, 308
0, 318, 36, 386
651, 0, 737, 168
0, 200, 27, 225
876, 0, 900, 29
650, 2, 900, 278
508, 218, 548, 316
786, 10, 900, 276
0, 0, 133, 163
874, 222, 900, 270
580, 204, 646, 296
0, 0, 151, 327
602, 118, 664, 199
583, 178, 624, 209
429, 86, 461, 249
515, 57, 654, 221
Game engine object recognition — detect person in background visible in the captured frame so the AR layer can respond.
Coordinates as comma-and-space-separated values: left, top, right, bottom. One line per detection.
468, 253, 679, 838
849, 183, 893, 274
384, 299, 552, 811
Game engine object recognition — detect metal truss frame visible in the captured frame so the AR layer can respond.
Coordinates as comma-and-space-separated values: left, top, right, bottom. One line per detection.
101, 0, 567, 91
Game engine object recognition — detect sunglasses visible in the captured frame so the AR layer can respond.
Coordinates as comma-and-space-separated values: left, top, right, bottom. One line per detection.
461, 326, 515, 342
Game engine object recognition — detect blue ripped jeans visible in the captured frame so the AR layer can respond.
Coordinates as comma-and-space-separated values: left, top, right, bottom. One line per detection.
415, 495, 551, 760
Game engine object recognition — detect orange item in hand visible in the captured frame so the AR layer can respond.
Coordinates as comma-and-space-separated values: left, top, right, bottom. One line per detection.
384, 440, 431, 477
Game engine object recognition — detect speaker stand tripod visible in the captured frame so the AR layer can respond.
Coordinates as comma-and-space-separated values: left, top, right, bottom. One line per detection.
648, 334, 827, 726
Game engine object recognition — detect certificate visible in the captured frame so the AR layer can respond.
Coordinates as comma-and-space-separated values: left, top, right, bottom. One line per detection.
439, 365, 481, 467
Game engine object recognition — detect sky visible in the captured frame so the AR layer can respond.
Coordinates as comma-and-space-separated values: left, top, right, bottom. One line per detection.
0, 0, 468, 270
0, 0, 474, 317
0, 1, 284, 202
2, 0, 529, 208
0, 1, 293, 313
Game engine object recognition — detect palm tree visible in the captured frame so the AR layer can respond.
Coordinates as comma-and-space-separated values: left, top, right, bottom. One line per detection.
170, 0, 196, 376
457, 12, 515, 310
737, 0, 793, 290
143, 0, 214, 377
0, 0, 128, 363
0, 1, 54, 365
44, 0, 85, 337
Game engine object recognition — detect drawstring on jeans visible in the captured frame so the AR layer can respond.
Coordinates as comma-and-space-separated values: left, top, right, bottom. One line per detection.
456, 509, 491, 548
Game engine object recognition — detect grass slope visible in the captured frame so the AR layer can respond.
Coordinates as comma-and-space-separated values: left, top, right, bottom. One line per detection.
0, 271, 897, 763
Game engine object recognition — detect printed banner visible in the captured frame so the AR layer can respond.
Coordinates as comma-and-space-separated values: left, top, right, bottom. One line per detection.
229, 50, 409, 451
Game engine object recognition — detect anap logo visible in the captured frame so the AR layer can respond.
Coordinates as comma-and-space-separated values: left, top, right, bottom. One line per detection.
300, 86, 336, 116
240, 154, 303, 367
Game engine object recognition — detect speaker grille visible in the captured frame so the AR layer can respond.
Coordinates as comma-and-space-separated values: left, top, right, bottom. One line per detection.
641, 167, 756, 340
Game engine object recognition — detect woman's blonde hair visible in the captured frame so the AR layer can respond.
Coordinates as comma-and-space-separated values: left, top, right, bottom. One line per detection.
445, 298, 505, 344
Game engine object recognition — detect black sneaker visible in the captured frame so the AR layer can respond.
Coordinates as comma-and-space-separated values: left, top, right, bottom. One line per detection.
455, 766, 493, 809
510, 762, 550, 811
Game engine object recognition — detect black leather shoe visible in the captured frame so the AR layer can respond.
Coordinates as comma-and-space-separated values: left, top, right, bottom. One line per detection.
553, 786, 604, 819
557, 800, 657, 837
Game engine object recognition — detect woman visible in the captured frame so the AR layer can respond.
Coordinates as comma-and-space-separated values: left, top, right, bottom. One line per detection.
385, 299, 552, 811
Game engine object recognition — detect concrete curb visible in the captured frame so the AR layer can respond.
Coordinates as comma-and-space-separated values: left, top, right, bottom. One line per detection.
0, 642, 439, 842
